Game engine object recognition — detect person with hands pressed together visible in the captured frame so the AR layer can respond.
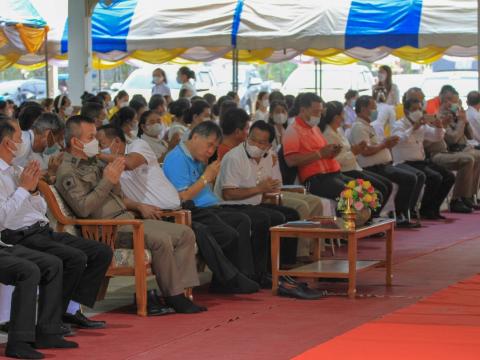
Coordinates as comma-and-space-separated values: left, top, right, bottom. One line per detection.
0, 119, 113, 341
392, 97, 454, 220
349, 95, 423, 228
55, 115, 204, 315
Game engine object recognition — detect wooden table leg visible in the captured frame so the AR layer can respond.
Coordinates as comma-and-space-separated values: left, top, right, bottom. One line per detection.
311, 238, 321, 261
271, 231, 280, 295
347, 233, 357, 299
386, 224, 394, 286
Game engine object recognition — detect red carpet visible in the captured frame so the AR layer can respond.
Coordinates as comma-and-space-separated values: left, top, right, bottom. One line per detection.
1, 213, 480, 359
294, 275, 480, 360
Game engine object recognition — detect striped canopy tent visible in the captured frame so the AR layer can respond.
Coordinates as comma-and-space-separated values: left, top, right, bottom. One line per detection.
3, 0, 479, 70
0, 0, 48, 70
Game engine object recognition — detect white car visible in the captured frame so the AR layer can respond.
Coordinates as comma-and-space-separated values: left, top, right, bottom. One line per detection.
421, 71, 478, 104
112, 64, 228, 102
282, 64, 374, 102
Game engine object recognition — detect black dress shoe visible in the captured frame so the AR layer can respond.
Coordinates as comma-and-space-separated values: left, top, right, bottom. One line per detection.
34, 335, 78, 349
61, 323, 76, 337
5, 342, 44, 359
450, 199, 473, 213
277, 283, 327, 300
419, 209, 439, 220
396, 220, 421, 229
462, 197, 480, 210
134, 290, 176, 316
434, 212, 447, 220
63, 310, 106, 329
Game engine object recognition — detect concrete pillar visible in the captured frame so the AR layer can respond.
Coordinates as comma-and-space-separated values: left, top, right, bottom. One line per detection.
47, 64, 58, 98
67, 0, 94, 106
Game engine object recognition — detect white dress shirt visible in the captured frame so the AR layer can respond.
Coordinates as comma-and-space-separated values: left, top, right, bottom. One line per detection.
349, 117, 392, 168
214, 143, 281, 205
371, 102, 396, 141
391, 117, 445, 164
323, 125, 362, 172
0, 158, 49, 233
140, 133, 168, 160
466, 106, 480, 143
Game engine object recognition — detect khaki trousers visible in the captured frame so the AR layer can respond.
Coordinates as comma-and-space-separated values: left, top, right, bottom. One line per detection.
431, 150, 479, 198
281, 192, 324, 257
117, 213, 199, 297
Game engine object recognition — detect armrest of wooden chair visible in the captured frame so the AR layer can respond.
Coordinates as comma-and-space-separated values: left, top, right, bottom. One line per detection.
262, 192, 282, 205
281, 185, 306, 194
156, 209, 192, 227
38, 180, 148, 316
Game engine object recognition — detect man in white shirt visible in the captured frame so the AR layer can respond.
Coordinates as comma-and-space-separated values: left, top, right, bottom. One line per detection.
13, 113, 65, 174
215, 120, 300, 268
392, 98, 454, 219
97, 125, 259, 294
349, 95, 423, 228
466, 90, 480, 144
0, 121, 113, 350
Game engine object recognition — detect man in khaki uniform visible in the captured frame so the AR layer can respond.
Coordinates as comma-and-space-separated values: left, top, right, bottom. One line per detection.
55, 115, 205, 314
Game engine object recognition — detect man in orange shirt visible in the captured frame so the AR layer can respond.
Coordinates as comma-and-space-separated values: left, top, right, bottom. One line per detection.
283, 93, 348, 200
425, 85, 458, 115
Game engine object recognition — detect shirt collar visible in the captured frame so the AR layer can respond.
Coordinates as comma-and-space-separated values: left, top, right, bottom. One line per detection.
179, 141, 195, 161
295, 116, 313, 129
356, 116, 371, 127
0, 158, 10, 171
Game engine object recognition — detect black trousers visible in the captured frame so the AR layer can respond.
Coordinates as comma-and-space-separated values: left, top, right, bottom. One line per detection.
364, 164, 422, 216
0, 245, 63, 343
222, 203, 300, 276
305, 172, 354, 200
191, 206, 255, 281
396, 163, 427, 211
1, 224, 113, 311
405, 161, 455, 212
343, 170, 393, 214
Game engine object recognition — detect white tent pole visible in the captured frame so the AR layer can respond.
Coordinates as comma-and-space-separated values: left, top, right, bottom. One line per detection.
478, 0, 479, 91
44, 30, 50, 98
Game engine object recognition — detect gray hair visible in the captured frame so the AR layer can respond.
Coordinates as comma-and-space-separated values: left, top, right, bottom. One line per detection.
188, 120, 222, 142
31, 113, 64, 135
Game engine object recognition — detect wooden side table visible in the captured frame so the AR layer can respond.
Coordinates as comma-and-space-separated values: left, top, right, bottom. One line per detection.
270, 218, 395, 298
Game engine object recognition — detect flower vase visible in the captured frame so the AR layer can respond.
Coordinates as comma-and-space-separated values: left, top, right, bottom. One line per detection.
355, 208, 371, 227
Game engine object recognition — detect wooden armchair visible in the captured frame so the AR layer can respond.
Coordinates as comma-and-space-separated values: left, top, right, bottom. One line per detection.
38, 180, 192, 316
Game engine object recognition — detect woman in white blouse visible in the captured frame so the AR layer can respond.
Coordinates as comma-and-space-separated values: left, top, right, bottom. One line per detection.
373, 65, 400, 106
253, 91, 269, 122
321, 101, 393, 214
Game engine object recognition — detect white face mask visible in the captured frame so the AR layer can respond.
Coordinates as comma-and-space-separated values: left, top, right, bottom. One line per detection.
378, 73, 387, 82
261, 100, 269, 108
64, 106, 74, 117
152, 76, 163, 85
273, 113, 288, 125
100, 147, 111, 155
119, 101, 128, 108
102, 118, 110, 126
145, 123, 164, 137
245, 142, 265, 159
8, 139, 27, 158
202, 117, 212, 122
409, 110, 423, 123
82, 139, 99, 158
306, 116, 321, 127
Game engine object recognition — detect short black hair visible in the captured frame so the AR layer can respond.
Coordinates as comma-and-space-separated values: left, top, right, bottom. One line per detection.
439, 85, 458, 96
219, 100, 237, 124
168, 98, 190, 118
0, 121, 15, 143
269, 90, 285, 104
249, 120, 275, 144
110, 106, 136, 129
65, 115, 95, 147
114, 90, 129, 105
221, 108, 249, 135
0, 100, 7, 111
403, 98, 422, 113
148, 94, 164, 110
345, 89, 359, 101
129, 99, 147, 114
355, 95, 373, 114
18, 104, 43, 131
189, 120, 222, 141
320, 101, 343, 132
467, 91, 480, 107
80, 102, 104, 121
203, 93, 216, 107
297, 92, 323, 110
98, 124, 126, 143
131, 94, 147, 107
97, 91, 111, 101
184, 100, 210, 125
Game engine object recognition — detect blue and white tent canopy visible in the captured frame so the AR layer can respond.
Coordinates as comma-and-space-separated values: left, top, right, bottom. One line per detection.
8, 0, 480, 68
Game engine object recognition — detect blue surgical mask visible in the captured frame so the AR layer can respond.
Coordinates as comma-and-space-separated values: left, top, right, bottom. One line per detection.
44, 144, 60, 156
100, 147, 112, 155
370, 110, 378, 122
350, 100, 356, 108
450, 104, 459, 113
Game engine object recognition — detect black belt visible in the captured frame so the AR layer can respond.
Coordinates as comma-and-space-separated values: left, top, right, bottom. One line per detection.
1, 221, 49, 239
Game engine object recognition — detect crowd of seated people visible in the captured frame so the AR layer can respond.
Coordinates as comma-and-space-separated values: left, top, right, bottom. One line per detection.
1, 63, 479, 358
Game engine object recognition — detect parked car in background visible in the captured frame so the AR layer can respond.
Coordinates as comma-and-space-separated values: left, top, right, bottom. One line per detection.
421, 71, 478, 105
282, 64, 374, 102
112, 64, 228, 102
0, 78, 46, 104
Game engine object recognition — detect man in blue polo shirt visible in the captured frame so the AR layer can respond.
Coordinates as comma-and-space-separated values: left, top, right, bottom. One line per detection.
164, 121, 259, 293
